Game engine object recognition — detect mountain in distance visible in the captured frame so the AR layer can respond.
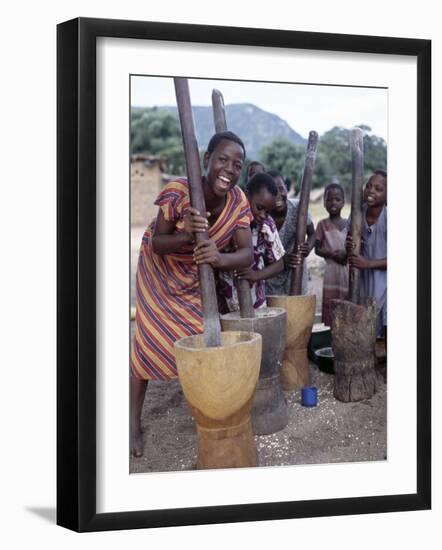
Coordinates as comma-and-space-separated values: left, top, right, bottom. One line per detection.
161, 103, 306, 160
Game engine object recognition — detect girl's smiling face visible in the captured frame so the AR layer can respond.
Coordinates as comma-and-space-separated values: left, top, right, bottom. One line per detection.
364, 174, 387, 207
203, 139, 244, 197
249, 188, 276, 225
272, 176, 288, 213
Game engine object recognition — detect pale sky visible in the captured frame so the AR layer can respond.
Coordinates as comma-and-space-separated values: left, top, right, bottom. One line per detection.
131, 76, 388, 141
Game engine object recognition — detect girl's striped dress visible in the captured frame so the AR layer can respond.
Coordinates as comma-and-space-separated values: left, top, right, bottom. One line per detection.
130, 178, 252, 381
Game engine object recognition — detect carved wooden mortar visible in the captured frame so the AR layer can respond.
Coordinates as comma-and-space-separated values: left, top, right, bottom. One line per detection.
174, 331, 261, 469
267, 294, 316, 390
221, 307, 287, 435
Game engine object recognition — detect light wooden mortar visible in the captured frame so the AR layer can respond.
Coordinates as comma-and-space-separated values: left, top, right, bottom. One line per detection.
267, 294, 316, 390
174, 331, 261, 469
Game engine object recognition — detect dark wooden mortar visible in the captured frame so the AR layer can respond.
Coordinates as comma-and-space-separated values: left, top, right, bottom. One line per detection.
330, 297, 378, 401
221, 307, 288, 435
329, 128, 378, 402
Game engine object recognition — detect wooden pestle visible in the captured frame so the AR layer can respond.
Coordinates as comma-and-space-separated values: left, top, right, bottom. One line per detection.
174, 78, 222, 346
289, 131, 319, 296
211, 88, 255, 318
349, 127, 364, 304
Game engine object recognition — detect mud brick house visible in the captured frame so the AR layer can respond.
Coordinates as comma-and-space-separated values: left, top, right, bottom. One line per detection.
131, 154, 176, 226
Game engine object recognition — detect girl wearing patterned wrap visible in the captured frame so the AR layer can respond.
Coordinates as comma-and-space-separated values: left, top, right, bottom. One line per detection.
130, 131, 253, 458
265, 171, 315, 296
218, 172, 285, 311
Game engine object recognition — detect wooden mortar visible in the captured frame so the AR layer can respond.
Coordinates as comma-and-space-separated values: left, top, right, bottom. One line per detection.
174, 331, 261, 469
221, 307, 288, 435
267, 294, 316, 390
331, 297, 378, 402
330, 128, 378, 402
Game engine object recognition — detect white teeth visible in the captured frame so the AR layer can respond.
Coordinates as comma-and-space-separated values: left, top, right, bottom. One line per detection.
219, 176, 230, 183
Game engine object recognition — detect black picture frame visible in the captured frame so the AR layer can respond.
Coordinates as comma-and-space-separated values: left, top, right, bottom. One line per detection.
57, 17, 431, 532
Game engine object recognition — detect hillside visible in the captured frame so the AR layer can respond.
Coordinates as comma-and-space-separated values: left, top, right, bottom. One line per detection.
160, 103, 306, 160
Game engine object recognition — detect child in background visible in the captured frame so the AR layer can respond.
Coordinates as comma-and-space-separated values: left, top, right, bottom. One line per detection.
347, 170, 387, 339
218, 172, 285, 311
265, 170, 315, 296
315, 183, 349, 327
246, 160, 265, 182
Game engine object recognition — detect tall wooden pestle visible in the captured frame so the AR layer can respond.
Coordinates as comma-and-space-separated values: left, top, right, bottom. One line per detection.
349, 127, 364, 304
211, 88, 255, 318
174, 78, 222, 346
290, 131, 319, 296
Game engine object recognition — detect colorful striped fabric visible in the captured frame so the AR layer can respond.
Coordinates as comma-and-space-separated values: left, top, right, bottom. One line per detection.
130, 178, 252, 380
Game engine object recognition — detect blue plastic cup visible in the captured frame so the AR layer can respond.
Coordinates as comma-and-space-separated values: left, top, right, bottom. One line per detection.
301, 386, 318, 407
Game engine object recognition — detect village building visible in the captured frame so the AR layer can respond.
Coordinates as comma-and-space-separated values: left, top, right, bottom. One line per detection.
131, 154, 177, 226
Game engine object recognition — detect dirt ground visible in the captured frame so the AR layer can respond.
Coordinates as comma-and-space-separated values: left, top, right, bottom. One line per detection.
130, 363, 386, 474
129, 229, 387, 474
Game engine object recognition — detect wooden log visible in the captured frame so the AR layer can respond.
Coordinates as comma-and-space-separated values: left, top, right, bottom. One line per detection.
174, 78, 221, 347
211, 88, 255, 318
349, 127, 364, 304
290, 131, 318, 296
331, 298, 378, 402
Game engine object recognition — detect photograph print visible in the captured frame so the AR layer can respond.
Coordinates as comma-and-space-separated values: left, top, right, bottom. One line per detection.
129, 75, 388, 474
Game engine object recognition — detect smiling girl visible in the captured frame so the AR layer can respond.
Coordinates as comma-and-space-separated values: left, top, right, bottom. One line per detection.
218, 172, 285, 311
347, 169, 387, 338
315, 183, 349, 327
130, 131, 253, 457
264, 170, 315, 296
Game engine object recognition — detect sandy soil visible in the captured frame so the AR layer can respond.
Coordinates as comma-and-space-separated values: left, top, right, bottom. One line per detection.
129, 229, 387, 474
130, 364, 386, 474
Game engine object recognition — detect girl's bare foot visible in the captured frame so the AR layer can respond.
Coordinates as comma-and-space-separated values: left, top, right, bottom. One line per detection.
130, 377, 148, 458
131, 428, 144, 458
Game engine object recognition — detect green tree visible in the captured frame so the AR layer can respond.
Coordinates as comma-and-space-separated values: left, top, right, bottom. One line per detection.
130, 107, 186, 174
319, 126, 387, 192
260, 138, 330, 192
260, 139, 306, 191
260, 126, 387, 194
363, 133, 388, 174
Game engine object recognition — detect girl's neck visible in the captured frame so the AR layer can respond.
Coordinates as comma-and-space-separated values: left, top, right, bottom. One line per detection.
328, 213, 345, 229
329, 212, 342, 221
366, 203, 385, 225
203, 177, 226, 212
271, 205, 287, 230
